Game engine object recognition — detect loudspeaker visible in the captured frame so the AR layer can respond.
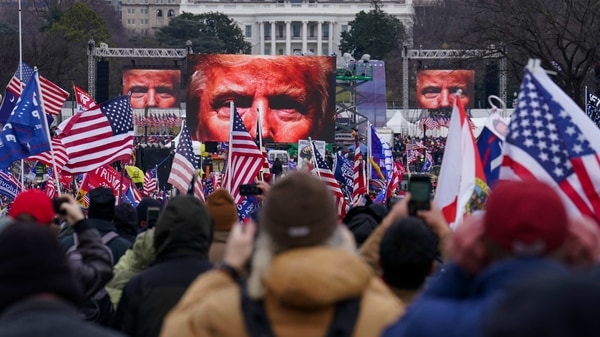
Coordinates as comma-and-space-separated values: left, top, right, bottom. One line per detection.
96, 59, 109, 103
204, 141, 218, 153
485, 63, 499, 108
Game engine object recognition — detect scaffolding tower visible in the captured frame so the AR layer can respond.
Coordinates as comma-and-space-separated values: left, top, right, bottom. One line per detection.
335, 62, 374, 136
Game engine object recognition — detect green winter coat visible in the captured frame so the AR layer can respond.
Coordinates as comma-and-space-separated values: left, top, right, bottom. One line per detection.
106, 229, 156, 307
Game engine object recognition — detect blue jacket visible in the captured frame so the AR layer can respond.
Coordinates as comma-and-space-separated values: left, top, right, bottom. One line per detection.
381, 258, 567, 337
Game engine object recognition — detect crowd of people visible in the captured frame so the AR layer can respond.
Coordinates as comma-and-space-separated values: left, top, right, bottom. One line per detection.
0, 172, 599, 337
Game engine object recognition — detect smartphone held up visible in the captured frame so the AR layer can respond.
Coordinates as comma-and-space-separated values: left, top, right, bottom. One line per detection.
408, 175, 433, 216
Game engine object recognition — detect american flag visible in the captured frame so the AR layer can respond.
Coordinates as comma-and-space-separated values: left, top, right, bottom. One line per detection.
59, 95, 134, 174
500, 65, 600, 223
311, 141, 346, 218
386, 162, 406, 199
45, 168, 56, 199
143, 167, 158, 196
193, 175, 205, 201
586, 91, 600, 127
406, 141, 426, 151
422, 117, 439, 129
352, 137, 366, 202
222, 107, 263, 205
407, 150, 421, 164
168, 124, 197, 194
7, 63, 69, 116
28, 137, 69, 173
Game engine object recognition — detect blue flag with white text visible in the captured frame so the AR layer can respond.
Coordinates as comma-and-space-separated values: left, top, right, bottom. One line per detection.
0, 72, 50, 168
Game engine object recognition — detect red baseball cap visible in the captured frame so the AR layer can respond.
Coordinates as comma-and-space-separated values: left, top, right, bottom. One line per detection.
484, 180, 568, 256
9, 190, 55, 225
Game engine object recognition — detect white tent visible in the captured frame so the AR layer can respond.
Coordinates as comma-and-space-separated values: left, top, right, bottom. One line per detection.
386, 111, 413, 134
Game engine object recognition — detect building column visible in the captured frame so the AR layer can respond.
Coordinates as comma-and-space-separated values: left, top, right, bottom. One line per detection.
285, 21, 291, 55
270, 21, 276, 55
302, 21, 308, 54
259, 21, 264, 55
329, 21, 334, 55
317, 21, 323, 56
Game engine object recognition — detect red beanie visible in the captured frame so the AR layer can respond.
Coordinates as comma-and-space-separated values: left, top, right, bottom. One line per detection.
9, 190, 55, 225
484, 180, 568, 256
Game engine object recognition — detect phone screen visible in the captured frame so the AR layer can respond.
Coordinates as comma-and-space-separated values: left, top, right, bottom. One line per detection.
408, 177, 432, 216
146, 207, 161, 229
409, 180, 432, 202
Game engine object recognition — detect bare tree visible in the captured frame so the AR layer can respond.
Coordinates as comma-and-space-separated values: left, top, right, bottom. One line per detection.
457, 0, 600, 105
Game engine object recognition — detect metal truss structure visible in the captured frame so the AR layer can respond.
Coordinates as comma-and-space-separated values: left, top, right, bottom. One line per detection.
86, 39, 192, 98
401, 47, 507, 112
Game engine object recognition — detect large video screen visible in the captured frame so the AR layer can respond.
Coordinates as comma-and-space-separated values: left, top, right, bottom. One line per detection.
186, 54, 336, 143
416, 69, 475, 109
122, 68, 181, 109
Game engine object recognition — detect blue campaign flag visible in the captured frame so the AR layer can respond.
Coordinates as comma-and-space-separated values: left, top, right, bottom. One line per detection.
237, 195, 258, 222
0, 91, 19, 123
477, 113, 507, 188
0, 63, 35, 123
334, 152, 354, 192
369, 125, 393, 181
122, 185, 139, 208
0, 72, 50, 168
0, 169, 21, 200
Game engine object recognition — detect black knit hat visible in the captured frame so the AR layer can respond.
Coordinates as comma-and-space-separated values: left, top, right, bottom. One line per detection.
88, 187, 116, 221
0, 222, 82, 312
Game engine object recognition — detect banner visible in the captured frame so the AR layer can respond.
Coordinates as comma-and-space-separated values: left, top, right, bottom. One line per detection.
79, 165, 131, 197
298, 139, 326, 170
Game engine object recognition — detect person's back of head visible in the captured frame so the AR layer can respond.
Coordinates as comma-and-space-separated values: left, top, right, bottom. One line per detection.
343, 206, 382, 247
114, 203, 139, 241
136, 197, 163, 230
483, 179, 568, 259
260, 171, 339, 251
153, 195, 214, 260
88, 187, 116, 222
484, 273, 600, 337
9, 189, 55, 226
0, 221, 82, 313
379, 217, 439, 291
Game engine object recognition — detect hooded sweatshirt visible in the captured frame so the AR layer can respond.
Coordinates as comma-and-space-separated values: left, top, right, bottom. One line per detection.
113, 196, 214, 337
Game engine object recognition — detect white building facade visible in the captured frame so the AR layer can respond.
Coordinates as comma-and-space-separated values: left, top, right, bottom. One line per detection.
174, 0, 416, 55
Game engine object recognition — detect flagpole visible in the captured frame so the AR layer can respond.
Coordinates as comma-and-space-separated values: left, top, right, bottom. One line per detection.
257, 107, 264, 181
585, 86, 588, 115
226, 101, 234, 193
34, 70, 62, 195
117, 160, 125, 204
366, 122, 372, 184
308, 137, 321, 179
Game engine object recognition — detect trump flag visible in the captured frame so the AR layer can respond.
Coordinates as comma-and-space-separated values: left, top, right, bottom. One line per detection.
500, 60, 600, 223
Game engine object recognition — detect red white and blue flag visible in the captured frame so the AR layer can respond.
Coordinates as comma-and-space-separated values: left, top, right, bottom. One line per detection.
311, 141, 346, 219
500, 61, 600, 223
223, 106, 263, 205
143, 167, 158, 196
168, 123, 197, 194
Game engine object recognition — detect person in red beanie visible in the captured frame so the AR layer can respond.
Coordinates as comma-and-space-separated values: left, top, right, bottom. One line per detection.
9, 189, 55, 225
5, 191, 114, 326
381, 179, 600, 337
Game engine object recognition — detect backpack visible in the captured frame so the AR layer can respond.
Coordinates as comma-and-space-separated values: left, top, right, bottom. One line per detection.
240, 282, 361, 337
67, 231, 119, 326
